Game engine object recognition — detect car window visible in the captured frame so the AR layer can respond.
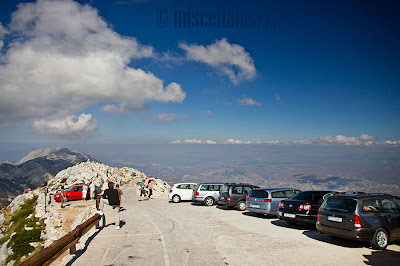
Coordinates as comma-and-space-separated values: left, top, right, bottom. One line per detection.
244, 187, 253, 194
177, 184, 190, 189
249, 190, 268, 198
321, 197, 357, 213
285, 190, 299, 198
74, 186, 82, 191
188, 184, 196, 189
395, 198, 400, 207
213, 185, 221, 191
271, 191, 286, 198
381, 198, 400, 213
290, 191, 328, 202
362, 199, 380, 212
220, 185, 230, 193
232, 186, 243, 194
64, 186, 74, 192
200, 185, 210, 191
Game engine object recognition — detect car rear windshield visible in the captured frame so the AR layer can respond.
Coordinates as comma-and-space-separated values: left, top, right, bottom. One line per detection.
289, 191, 329, 202
321, 197, 357, 213
249, 190, 269, 198
220, 185, 230, 193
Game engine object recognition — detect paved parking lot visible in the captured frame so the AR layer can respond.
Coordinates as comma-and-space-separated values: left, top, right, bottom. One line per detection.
68, 182, 400, 266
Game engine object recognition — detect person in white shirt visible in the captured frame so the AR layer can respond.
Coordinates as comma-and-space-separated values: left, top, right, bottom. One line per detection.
89, 182, 96, 201
82, 183, 88, 201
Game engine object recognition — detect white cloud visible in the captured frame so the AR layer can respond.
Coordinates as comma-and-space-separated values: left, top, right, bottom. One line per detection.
32, 113, 97, 136
0, 22, 8, 50
0, 0, 185, 128
155, 113, 178, 123
223, 139, 251, 144
384, 140, 400, 145
238, 97, 263, 106
312, 134, 378, 146
169, 139, 217, 144
179, 38, 256, 84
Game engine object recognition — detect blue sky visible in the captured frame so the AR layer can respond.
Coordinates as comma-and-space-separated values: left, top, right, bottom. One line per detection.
0, 0, 399, 145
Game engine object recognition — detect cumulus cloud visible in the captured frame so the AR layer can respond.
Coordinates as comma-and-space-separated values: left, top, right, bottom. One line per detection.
32, 113, 97, 137
238, 97, 263, 106
0, 0, 185, 130
312, 134, 377, 146
179, 38, 256, 84
384, 140, 400, 145
223, 139, 251, 144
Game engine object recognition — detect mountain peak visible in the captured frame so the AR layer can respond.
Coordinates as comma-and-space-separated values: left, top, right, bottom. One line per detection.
15, 148, 62, 165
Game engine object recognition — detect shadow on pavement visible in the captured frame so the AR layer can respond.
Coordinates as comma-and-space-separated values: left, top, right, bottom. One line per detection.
216, 205, 236, 211
363, 249, 400, 265
302, 230, 368, 249
241, 211, 277, 219
65, 228, 103, 266
271, 219, 315, 231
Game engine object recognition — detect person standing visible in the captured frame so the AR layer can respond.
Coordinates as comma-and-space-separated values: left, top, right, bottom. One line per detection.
89, 182, 96, 201
82, 183, 88, 201
97, 182, 121, 230
60, 185, 65, 208
147, 180, 153, 200
139, 180, 146, 201
116, 184, 123, 210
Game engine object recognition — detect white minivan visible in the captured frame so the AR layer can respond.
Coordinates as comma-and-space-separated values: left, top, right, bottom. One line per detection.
169, 183, 197, 203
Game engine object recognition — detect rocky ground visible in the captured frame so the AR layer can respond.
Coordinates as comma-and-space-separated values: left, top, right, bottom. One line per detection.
0, 162, 171, 265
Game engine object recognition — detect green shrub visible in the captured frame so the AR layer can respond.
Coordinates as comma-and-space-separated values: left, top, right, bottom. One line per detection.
60, 178, 68, 183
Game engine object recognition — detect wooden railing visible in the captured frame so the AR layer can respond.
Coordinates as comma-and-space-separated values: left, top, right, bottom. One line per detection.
21, 213, 101, 266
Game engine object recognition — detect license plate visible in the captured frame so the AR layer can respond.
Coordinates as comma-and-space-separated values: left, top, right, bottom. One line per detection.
250, 204, 260, 208
220, 197, 225, 200
283, 213, 296, 218
327, 216, 342, 223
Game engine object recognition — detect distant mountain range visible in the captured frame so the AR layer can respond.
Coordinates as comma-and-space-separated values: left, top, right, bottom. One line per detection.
0, 148, 98, 208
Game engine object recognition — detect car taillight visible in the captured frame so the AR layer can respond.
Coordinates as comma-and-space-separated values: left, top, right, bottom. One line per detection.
227, 195, 230, 199
170, 189, 172, 193
299, 204, 311, 211
196, 192, 199, 196
246, 197, 250, 201
279, 202, 284, 208
261, 199, 272, 203
354, 214, 362, 228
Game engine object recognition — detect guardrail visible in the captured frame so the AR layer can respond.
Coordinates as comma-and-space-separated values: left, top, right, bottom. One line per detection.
21, 213, 102, 266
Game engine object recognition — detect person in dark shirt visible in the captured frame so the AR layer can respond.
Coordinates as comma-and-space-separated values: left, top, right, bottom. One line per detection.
97, 182, 121, 229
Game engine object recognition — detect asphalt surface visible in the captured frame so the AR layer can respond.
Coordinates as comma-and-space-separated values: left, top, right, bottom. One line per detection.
65, 182, 400, 266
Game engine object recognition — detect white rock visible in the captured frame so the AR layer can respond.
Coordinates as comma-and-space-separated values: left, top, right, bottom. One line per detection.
0, 213, 4, 226
0, 240, 11, 266
24, 226, 33, 231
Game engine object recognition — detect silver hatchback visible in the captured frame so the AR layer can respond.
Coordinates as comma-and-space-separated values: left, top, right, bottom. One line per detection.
246, 188, 301, 215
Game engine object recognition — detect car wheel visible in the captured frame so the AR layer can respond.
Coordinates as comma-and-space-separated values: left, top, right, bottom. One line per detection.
237, 201, 246, 211
371, 228, 389, 250
204, 197, 215, 206
172, 194, 181, 203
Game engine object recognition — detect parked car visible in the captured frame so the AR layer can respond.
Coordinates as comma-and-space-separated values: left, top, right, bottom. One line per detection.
192, 183, 224, 206
54, 184, 99, 202
218, 183, 260, 211
317, 193, 400, 250
168, 183, 197, 203
246, 188, 301, 215
277, 190, 336, 225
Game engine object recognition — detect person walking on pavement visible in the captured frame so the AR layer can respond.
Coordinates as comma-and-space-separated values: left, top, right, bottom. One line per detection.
139, 180, 146, 201
116, 184, 123, 210
89, 182, 96, 201
82, 183, 88, 201
97, 182, 121, 230
147, 180, 153, 200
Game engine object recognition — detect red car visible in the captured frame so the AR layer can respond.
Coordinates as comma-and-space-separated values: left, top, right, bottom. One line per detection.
54, 184, 99, 202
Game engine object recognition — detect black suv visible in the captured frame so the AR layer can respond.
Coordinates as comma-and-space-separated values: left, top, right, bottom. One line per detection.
218, 183, 260, 211
317, 193, 400, 250
278, 190, 336, 225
